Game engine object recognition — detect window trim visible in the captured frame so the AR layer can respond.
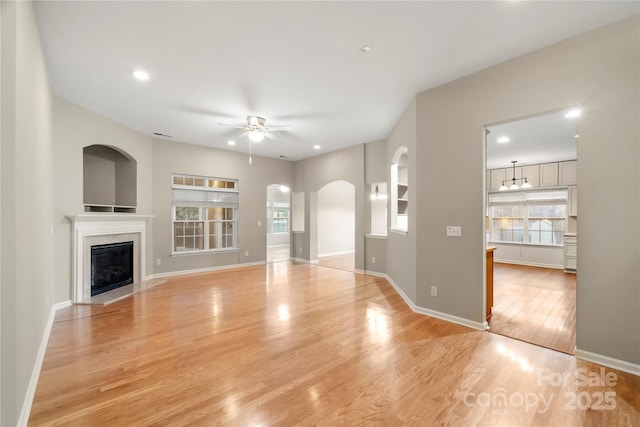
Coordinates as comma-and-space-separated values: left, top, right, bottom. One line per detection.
171, 174, 239, 255
488, 188, 568, 247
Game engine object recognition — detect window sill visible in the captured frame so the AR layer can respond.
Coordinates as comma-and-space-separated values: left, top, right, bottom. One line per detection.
489, 241, 563, 248
365, 234, 387, 239
389, 228, 408, 236
171, 248, 240, 257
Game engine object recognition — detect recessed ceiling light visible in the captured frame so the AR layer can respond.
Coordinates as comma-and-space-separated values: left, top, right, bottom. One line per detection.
313, 145, 321, 150
565, 109, 581, 118
228, 140, 236, 146
574, 134, 579, 138
497, 136, 510, 143
132, 70, 149, 81
360, 44, 371, 53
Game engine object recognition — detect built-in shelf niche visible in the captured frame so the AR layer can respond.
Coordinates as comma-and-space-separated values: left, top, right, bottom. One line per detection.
83, 145, 137, 213
391, 147, 408, 232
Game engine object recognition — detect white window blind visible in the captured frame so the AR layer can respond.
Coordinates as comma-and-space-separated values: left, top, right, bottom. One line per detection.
489, 189, 567, 206
172, 188, 238, 208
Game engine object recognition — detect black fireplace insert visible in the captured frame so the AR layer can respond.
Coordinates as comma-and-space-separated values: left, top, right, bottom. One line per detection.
91, 241, 134, 296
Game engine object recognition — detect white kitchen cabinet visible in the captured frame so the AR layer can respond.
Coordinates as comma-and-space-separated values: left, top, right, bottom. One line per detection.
568, 186, 578, 216
522, 164, 539, 188
490, 168, 506, 190
563, 233, 577, 273
559, 160, 578, 186
540, 163, 559, 187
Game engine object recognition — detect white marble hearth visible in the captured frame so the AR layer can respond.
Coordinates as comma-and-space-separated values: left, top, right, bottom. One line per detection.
67, 213, 154, 304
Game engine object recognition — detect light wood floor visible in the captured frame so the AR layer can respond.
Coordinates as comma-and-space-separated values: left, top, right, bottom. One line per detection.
316, 252, 355, 272
30, 263, 638, 426
489, 263, 576, 355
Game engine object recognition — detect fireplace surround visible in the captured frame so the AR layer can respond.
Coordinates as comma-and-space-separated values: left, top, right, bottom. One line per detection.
67, 214, 153, 303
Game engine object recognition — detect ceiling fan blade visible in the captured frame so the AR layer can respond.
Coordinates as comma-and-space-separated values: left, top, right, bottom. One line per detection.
264, 131, 275, 140
265, 126, 292, 132
217, 122, 247, 129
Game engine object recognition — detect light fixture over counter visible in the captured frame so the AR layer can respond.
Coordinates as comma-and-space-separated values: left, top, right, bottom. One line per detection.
499, 160, 532, 191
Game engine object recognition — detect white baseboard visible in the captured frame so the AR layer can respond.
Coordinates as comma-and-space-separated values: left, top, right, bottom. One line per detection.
494, 259, 563, 270
364, 270, 387, 278
317, 250, 355, 258
18, 300, 72, 427
291, 257, 310, 264
575, 349, 640, 376
383, 274, 485, 331
151, 261, 267, 279
354, 269, 365, 275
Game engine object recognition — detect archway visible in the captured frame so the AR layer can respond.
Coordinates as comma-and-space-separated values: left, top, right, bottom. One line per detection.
316, 180, 355, 271
266, 184, 291, 263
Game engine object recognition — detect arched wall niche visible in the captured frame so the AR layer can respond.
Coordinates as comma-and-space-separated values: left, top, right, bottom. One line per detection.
83, 144, 137, 213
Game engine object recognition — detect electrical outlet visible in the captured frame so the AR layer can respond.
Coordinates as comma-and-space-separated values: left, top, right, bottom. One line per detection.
245, 250, 249, 257
155, 258, 161, 266
371, 256, 376, 264
430, 286, 438, 297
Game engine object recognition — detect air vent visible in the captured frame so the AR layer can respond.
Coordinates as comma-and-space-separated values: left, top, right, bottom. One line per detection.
153, 132, 172, 138
279, 155, 287, 158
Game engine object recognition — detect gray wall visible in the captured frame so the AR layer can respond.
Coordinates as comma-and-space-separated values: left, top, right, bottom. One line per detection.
1, 1, 55, 424
386, 98, 417, 301
151, 139, 294, 274
293, 144, 365, 270
52, 97, 154, 302
364, 139, 388, 274
414, 16, 639, 363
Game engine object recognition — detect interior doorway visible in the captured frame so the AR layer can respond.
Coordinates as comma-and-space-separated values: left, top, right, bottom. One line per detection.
485, 108, 578, 354
316, 180, 355, 272
266, 184, 291, 263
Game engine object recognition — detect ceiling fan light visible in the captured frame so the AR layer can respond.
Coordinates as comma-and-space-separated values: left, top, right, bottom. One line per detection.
248, 130, 265, 142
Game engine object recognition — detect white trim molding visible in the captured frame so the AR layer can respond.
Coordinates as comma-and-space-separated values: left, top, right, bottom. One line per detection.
151, 261, 267, 279
18, 300, 72, 427
575, 349, 640, 376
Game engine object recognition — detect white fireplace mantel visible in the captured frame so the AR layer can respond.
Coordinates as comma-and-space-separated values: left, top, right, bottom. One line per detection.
67, 213, 154, 303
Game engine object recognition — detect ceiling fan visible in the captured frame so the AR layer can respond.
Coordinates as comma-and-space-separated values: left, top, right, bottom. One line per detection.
217, 115, 292, 143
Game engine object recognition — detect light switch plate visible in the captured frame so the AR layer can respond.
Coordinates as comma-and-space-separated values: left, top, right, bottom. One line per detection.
446, 226, 462, 237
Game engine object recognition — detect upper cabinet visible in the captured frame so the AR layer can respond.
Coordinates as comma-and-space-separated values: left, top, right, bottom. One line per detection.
522, 164, 540, 188
539, 162, 559, 187
489, 169, 506, 191
488, 160, 577, 191
559, 160, 578, 186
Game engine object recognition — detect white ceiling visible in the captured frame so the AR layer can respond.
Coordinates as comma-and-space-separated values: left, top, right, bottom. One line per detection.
486, 109, 578, 170
34, 1, 639, 161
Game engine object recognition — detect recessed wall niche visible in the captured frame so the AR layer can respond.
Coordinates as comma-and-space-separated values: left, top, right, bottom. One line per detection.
83, 145, 137, 213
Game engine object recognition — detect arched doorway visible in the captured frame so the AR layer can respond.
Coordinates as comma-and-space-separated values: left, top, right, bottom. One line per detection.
316, 180, 355, 271
266, 184, 291, 263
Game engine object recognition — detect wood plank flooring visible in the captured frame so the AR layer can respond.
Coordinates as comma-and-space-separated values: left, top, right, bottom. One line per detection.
489, 263, 576, 354
29, 262, 638, 426
316, 253, 355, 272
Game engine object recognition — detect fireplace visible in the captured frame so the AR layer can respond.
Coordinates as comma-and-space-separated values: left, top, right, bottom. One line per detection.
68, 214, 152, 303
91, 241, 134, 296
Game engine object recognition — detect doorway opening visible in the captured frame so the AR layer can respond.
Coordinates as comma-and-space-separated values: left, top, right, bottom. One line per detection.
485, 108, 578, 354
316, 180, 355, 272
266, 184, 291, 263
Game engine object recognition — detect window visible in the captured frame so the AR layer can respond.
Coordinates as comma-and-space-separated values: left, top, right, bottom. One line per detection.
272, 206, 289, 234
172, 175, 238, 253
489, 189, 567, 246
